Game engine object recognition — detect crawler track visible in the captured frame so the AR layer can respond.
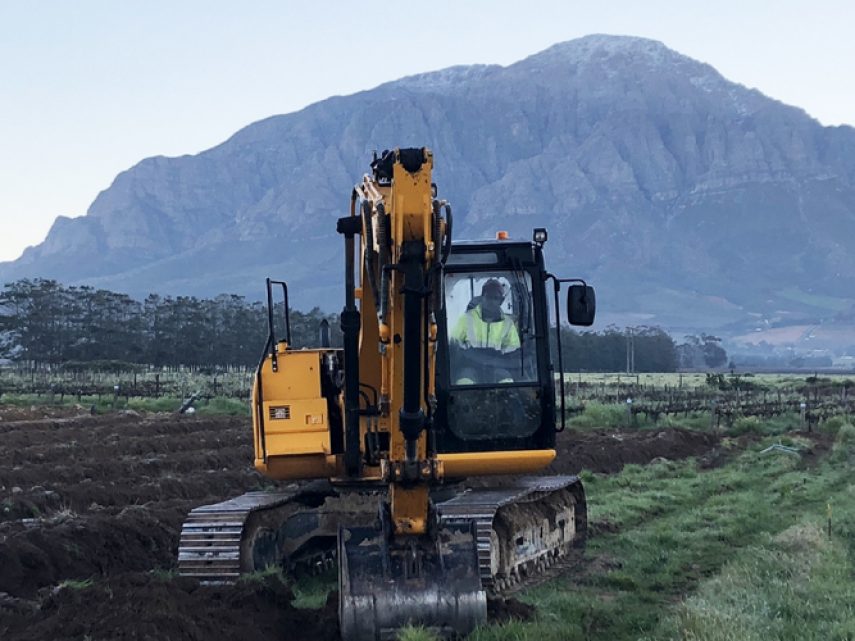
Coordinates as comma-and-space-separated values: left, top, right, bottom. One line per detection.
178, 490, 301, 581
179, 475, 587, 598
438, 475, 587, 594
178, 482, 380, 582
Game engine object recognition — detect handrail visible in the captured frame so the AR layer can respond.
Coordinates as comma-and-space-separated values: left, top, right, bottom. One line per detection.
265, 278, 292, 372
545, 275, 588, 432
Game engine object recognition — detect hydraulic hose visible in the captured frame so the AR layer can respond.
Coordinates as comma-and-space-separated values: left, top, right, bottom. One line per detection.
376, 203, 391, 329
440, 202, 453, 266
361, 200, 380, 310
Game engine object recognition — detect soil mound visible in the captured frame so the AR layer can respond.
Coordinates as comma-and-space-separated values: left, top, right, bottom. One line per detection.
551, 428, 720, 475
0, 507, 175, 598
0, 572, 338, 641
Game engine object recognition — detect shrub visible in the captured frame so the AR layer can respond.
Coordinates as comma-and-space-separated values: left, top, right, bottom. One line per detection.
568, 402, 629, 430
821, 415, 851, 436
828, 422, 855, 463
398, 626, 441, 641
834, 422, 855, 444
729, 416, 763, 436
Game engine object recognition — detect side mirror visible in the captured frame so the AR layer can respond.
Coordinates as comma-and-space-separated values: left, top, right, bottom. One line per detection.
567, 285, 596, 326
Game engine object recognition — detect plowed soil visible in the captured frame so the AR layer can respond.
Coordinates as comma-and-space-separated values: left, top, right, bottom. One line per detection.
0, 408, 724, 641
551, 427, 721, 475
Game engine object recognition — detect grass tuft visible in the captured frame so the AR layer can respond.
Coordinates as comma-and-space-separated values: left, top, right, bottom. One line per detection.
834, 422, 855, 444
150, 568, 178, 581
290, 568, 336, 609
237, 564, 284, 584
567, 402, 630, 430
820, 415, 851, 435
398, 625, 441, 641
196, 396, 249, 416
729, 416, 763, 435
58, 578, 94, 590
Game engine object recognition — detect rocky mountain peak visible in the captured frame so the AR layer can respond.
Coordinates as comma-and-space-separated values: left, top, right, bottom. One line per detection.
527, 33, 678, 65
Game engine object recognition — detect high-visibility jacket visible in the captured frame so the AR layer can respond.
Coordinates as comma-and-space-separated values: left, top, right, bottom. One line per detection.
450, 305, 520, 352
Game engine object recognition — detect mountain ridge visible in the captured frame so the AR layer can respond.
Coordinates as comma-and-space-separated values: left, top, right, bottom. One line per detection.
4, 34, 855, 344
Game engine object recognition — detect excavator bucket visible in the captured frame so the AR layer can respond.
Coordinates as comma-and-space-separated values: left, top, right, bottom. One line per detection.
338, 520, 487, 641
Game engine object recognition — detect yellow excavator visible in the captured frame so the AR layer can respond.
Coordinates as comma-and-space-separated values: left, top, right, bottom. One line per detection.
178, 148, 596, 640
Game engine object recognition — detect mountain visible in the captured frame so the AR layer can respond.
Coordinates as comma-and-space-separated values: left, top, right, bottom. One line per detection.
4, 34, 855, 342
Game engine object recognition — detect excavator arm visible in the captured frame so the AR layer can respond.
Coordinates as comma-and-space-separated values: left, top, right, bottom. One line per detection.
337, 148, 486, 640
352, 149, 438, 533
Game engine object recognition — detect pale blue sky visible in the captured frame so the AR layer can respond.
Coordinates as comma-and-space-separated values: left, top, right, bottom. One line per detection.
1, 0, 853, 261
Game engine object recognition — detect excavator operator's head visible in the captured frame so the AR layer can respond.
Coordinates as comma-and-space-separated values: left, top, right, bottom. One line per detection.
480, 279, 506, 320
481, 279, 505, 302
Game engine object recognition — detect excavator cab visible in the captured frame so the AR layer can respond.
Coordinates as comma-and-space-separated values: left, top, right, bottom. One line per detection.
437, 238, 557, 454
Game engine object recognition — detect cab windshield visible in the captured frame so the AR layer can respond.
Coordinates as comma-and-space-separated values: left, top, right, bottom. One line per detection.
444, 270, 537, 386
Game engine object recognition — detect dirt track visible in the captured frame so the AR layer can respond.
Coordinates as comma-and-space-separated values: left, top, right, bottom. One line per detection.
0, 408, 724, 640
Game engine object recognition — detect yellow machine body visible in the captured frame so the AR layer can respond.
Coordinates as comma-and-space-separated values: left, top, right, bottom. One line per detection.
251, 149, 555, 495
253, 346, 339, 480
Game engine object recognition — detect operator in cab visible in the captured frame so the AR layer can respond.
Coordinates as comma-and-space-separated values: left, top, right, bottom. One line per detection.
449, 278, 520, 384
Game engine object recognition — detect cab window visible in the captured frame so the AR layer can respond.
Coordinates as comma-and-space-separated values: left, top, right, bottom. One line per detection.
444, 270, 537, 386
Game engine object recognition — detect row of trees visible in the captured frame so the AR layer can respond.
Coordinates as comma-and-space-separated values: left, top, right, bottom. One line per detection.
557, 326, 677, 372
0, 279, 339, 367
0, 279, 726, 371
555, 327, 726, 372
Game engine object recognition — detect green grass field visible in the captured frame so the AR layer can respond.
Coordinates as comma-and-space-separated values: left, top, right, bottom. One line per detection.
463, 424, 855, 640
482, 442, 823, 639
